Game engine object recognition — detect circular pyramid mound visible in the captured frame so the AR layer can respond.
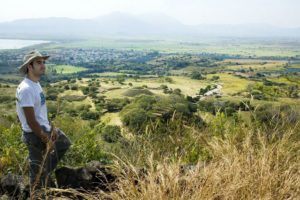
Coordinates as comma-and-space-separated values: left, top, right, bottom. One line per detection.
122, 88, 153, 97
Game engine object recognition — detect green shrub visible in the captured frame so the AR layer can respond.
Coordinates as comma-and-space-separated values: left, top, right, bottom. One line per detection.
54, 115, 110, 165
121, 107, 148, 132
191, 71, 206, 80
198, 99, 253, 117
64, 85, 70, 90
47, 101, 58, 117
46, 88, 59, 100
80, 86, 89, 95
81, 110, 100, 120
253, 104, 299, 128
65, 128, 109, 165
165, 77, 173, 83
0, 124, 27, 175
71, 85, 78, 90
173, 88, 182, 96
69, 79, 76, 83
105, 98, 130, 112
211, 75, 220, 81
102, 125, 122, 143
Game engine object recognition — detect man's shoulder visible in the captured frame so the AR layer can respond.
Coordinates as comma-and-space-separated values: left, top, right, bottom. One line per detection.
17, 79, 34, 93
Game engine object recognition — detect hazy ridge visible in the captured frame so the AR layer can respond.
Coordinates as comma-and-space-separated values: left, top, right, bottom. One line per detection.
0, 12, 300, 39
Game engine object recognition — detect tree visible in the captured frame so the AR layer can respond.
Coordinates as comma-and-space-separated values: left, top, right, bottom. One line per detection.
211, 76, 220, 81
173, 88, 182, 96
64, 85, 70, 90
191, 71, 206, 80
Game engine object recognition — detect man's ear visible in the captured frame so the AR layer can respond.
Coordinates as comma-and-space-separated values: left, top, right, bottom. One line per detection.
26, 63, 32, 73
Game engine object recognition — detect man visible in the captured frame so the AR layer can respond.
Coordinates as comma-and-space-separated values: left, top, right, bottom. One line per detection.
16, 50, 71, 189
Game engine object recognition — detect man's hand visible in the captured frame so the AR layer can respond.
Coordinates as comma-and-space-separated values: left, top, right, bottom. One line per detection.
51, 124, 59, 141
23, 107, 57, 152
40, 133, 55, 152
46, 139, 55, 152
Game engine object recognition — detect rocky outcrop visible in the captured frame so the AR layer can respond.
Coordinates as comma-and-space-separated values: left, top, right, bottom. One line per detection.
0, 174, 30, 199
55, 160, 117, 192
0, 161, 117, 199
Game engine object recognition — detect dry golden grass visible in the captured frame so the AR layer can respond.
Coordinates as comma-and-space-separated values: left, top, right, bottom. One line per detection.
103, 124, 300, 200
101, 112, 122, 126
30, 188, 100, 200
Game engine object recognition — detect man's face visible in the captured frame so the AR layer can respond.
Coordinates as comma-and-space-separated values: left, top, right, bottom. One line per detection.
30, 58, 46, 76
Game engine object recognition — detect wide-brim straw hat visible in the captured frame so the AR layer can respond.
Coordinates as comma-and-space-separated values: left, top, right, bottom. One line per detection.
18, 50, 50, 74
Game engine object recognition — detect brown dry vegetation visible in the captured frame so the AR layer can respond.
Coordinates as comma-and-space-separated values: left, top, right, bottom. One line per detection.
102, 123, 300, 200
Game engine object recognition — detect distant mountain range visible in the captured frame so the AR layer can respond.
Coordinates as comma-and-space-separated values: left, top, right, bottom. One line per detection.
0, 12, 299, 39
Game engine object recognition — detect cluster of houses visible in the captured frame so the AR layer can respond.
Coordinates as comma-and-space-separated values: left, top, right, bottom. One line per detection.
47, 48, 148, 65
0, 48, 150, 70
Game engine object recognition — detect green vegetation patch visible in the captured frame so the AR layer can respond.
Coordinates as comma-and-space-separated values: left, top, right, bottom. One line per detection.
61, 95, 87, 102
226, 61, 285, 72
120, 94, 201, 133
54, 65, 88, 74
291, 64, 300, 69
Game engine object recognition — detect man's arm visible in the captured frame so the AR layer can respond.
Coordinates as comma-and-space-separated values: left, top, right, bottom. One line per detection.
23, 107, 54, 148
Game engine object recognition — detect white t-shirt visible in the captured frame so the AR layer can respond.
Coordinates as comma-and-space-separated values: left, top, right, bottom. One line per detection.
16, 78, 50, 132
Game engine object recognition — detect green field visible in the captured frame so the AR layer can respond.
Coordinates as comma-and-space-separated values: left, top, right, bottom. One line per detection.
44, 37, 300, 57
205, 73, 254, 95
54, 65, 88, 74
0, 74, 23, 82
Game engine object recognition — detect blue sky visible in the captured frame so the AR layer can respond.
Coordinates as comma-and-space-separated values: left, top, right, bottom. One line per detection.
1, 0, 299, 28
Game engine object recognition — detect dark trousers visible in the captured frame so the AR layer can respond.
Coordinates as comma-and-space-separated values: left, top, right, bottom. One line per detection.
22, 128, 71, 187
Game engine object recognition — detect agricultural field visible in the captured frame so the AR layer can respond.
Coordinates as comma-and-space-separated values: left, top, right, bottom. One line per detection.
0, 74, 23, 82
52, 65, 88, 74
206, 73, 255, 95
225, 60, 286, 71
44, 37, 300, 57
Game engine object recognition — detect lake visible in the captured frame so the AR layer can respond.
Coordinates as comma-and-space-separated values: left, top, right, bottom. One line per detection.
0, 39, 50, 50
